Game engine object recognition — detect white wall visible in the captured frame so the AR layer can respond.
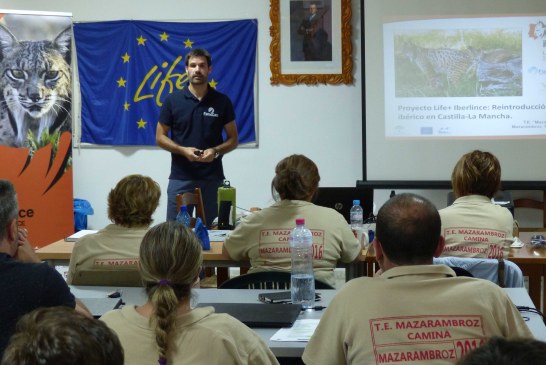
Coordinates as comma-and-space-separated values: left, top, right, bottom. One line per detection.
4, 0, 542, 229
3, 0, 362, 229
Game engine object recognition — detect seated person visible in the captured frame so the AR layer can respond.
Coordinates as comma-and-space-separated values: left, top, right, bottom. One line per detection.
0, 180, 89, 357
67, 174, 161, 283
223, 154, 361, 287
456, 336, 546, 365
1, 306, 123, 365
440, 150, 514, 259
303, 193, 532, 365
100, 221, 279, 365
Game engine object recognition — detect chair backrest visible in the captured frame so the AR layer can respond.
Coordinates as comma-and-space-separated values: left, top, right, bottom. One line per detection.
218, 271, 335, 290
176, 188, 206, 227
71, 269, 142, 287
433, 257, 524, 288
514, 191, 546, 227
449, 266, 474, 278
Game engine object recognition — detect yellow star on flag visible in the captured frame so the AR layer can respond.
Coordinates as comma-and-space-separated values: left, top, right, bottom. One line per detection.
121, 52, 130, 63
137, 35, 147, 46
123, 102, 130, 111
137, 118, 147, 129
117, 77, 127, 87
209, 79, 218, 89
159, 32, 169, 41
183, 38, 194, 48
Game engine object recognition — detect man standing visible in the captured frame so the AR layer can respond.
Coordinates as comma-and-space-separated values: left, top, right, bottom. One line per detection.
156, 48, 238, 225
303, 193, 532, 365
0, 180, 89, 357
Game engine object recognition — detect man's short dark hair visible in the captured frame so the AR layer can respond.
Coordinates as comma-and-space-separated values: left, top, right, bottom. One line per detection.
185, 48, 212, 66
0, 180, 18, 240
375, 193, 441, 265
456, 337, 546, 365
1, 307, 124, 365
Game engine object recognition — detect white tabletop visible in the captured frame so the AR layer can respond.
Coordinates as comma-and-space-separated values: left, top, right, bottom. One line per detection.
504, 287, 546, 341
70, 286, 546, 358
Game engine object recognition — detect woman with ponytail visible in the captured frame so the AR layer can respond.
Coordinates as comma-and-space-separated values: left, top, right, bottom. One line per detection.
101, 221, 278, 365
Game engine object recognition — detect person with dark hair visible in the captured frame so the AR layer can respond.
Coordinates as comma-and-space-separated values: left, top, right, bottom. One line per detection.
101, 221, 278, 365
67, 174, 161, 283
440, 150, 514, 259
0, 179, 89, 357
456, 336, 546, 365
224, 154, 360, 287
1, 306, 123, 365
156, 48, 238, 226
302, 193, 532, 365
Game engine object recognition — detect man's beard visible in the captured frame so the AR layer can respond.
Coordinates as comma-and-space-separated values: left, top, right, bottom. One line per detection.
189, 74, 207, 84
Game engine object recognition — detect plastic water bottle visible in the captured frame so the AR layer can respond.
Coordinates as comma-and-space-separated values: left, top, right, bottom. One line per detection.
350, 199, 364, 230
176, 205, 191, 227
290, 218, 315, 309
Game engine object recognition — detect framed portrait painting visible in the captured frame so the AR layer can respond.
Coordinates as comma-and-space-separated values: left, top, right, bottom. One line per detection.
270, 0, 353, 85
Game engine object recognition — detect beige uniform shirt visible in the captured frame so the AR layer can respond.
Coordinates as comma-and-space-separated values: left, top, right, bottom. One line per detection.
101, 306, 279, 365
224, 200, 361, 287
439, 195, 514, 259
303, 265, 532, 365
66, 224, 148, 283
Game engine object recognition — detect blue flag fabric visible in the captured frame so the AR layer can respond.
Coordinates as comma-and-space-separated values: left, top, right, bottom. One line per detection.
74, 20, 257, 145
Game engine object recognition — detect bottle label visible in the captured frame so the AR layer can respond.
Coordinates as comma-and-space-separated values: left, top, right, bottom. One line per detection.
351, 213, 363, 221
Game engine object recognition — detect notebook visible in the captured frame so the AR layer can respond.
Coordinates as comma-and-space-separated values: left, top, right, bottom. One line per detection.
196, 302, 302, 328
314, 187, 374, 224
65, 229, 98, 241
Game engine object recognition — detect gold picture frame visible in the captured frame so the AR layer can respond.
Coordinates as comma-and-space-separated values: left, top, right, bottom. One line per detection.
270, 0, 353, 85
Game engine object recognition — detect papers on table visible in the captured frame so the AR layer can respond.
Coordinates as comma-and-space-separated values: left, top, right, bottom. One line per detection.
511, 237, 525, 248
208, 230, 232, 241
65, 229, 98, 241
270, 319, 320, 342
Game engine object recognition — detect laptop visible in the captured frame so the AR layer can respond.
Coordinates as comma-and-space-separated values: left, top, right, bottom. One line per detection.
314, 187, 374, 224
196, 302, 302, 328
79, 297, 123, 318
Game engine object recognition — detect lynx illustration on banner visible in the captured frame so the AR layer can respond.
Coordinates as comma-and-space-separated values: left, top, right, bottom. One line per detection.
0, 23, 72, 150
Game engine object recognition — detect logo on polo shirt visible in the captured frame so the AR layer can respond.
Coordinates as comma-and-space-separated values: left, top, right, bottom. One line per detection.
203, 107, 219, 117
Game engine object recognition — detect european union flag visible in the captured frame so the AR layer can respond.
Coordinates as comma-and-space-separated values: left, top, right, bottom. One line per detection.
74, 20, 257, 145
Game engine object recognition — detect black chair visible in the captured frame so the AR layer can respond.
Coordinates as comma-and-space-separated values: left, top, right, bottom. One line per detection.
218, 271, 335, 290
449, 266, 474, 278
434, 257, 524, 288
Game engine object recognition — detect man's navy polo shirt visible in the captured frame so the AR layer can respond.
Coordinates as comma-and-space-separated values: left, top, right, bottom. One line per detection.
158, 86, 235, 180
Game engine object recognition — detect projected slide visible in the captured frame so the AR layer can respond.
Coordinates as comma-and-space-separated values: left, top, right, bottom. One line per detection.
384, 16, 546, 138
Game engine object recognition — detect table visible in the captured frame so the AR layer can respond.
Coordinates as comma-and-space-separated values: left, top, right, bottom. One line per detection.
70, 286, 337, 358
505, 287, 546, 341
37, 239, 368, 284
69, 286, 546, 359
510, 231, 546, 312
364, 231, 546, 311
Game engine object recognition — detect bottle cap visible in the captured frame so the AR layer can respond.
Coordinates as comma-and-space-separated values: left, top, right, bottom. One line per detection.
295, 218, 305, 225
180, 205, 188, 212
353, 199, 360, 206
